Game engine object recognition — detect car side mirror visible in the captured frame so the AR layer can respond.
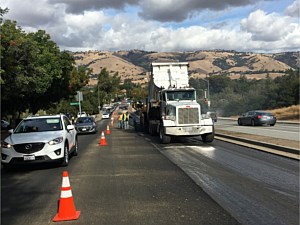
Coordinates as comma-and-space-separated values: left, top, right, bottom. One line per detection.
67, 124, 75, 130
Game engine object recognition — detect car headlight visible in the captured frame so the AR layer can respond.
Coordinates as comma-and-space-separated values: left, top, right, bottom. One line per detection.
48, 137, 63, 145
1, 141, 12, 148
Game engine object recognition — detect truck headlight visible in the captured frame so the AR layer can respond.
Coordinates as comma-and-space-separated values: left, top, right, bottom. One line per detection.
48, 137, 63, 145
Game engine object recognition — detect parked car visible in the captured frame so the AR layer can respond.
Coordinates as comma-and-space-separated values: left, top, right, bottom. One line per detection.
238, 110, 276, 126
1, 114, 78, 168
102, 112, 110, 119
77, 111, 87, 117
75, 116, 97, 134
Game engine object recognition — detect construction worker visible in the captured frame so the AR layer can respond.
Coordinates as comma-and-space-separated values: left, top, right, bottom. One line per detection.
124, 111, 129, 129
121, 112, 127, 129
118, 113, 123, 128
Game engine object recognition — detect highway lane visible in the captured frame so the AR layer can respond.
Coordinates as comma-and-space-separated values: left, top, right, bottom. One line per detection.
1, 119, 239, 225
149, 136, 299, 225
215, 119, 300, 141
1, 116, 298, 225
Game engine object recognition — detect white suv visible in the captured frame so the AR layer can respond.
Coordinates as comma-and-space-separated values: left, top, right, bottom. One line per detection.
1, 114, 78, 168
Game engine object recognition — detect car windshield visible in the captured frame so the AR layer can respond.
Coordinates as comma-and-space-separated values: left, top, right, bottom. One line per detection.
14, 118, 63, 133
76, 117, 94, 123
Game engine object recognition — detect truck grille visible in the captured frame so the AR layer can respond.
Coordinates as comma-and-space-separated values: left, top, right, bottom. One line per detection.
178, 108, 199, 124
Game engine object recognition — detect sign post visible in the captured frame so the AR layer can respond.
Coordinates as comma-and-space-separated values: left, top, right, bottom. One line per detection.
75, 91, 83, 116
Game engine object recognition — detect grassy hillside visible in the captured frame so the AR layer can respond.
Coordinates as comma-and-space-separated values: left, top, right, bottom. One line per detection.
73, 50, 298, 86
269, 105, 300, 121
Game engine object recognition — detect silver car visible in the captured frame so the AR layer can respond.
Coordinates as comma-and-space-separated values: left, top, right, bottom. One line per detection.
238, 110, 276, 126
75, 116, 97, 134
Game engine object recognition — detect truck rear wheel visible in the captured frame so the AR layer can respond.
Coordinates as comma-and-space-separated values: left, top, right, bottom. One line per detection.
201, 133, 214, 143
149, 124, 155, 136
159, 125, 171, 144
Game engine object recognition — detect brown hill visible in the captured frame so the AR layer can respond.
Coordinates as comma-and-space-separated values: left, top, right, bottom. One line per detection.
72, 50, 297, 86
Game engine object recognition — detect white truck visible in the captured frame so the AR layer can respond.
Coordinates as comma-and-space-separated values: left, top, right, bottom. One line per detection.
139, 62, 214, 144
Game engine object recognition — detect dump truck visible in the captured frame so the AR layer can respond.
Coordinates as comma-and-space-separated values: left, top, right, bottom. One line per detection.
138, 62, 214, 144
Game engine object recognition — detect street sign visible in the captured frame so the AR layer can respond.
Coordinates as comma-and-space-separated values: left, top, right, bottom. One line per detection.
76, 91, 83, 101
70, 102, 80, 106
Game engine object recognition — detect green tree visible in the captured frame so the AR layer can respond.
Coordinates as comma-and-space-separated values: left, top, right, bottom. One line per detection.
120, 79, 135, 97
274, 69, 299, 107
1, 18, 89, 120
97, 68, 120, 107
131, 85, 148, 101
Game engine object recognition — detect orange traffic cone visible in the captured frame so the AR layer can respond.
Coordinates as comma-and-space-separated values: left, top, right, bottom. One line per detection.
99, 131, 107, 146
53, 171, 80, 222
106, 125, 111, 134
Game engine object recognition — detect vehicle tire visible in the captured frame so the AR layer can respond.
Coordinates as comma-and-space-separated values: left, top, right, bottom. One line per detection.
251, 119, 255, 126
270, 124, 275, 126
73, 138, 78, 156
202, 133, 214, 143
61, 144, 69, 167
238, 119, 242, 126
159, 125, 171, 144
149, 124, 154, 136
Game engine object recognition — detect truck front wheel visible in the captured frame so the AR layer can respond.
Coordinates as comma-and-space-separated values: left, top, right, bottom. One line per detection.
201, 133, 214, 143
159, 125, 171, 144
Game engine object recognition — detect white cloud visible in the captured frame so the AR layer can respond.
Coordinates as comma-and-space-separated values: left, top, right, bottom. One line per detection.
1, 0, 299, 52
3, 0, 62, 26
240, 10, 298, 42
285, 0, 300, 17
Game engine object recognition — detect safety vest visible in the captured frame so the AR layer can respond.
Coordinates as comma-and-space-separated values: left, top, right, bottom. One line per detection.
122, 113, 127, 121
118, 114, 123, 121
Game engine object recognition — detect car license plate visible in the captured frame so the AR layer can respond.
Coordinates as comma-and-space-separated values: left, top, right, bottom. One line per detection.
82, 128, 86, 131
24, 155, 35, 161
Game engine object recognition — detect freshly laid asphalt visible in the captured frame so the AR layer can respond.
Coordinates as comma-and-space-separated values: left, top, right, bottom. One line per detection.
71, 119, 241, 225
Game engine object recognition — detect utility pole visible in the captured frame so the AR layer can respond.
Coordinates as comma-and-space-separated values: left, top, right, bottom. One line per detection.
203, 78, 210, 109
98, 84, 100, 113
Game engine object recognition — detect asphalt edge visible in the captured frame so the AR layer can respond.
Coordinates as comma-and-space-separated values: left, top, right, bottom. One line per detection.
215, 133, 300, 160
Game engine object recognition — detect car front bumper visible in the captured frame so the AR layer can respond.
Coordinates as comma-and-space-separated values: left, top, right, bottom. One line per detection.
1, 143, 65, 164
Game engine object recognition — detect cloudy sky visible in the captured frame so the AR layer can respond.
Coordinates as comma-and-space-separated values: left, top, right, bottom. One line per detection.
1, 0, 299, 53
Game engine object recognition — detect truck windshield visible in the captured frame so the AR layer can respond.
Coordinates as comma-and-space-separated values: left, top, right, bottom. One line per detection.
166, 91, 195, 101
